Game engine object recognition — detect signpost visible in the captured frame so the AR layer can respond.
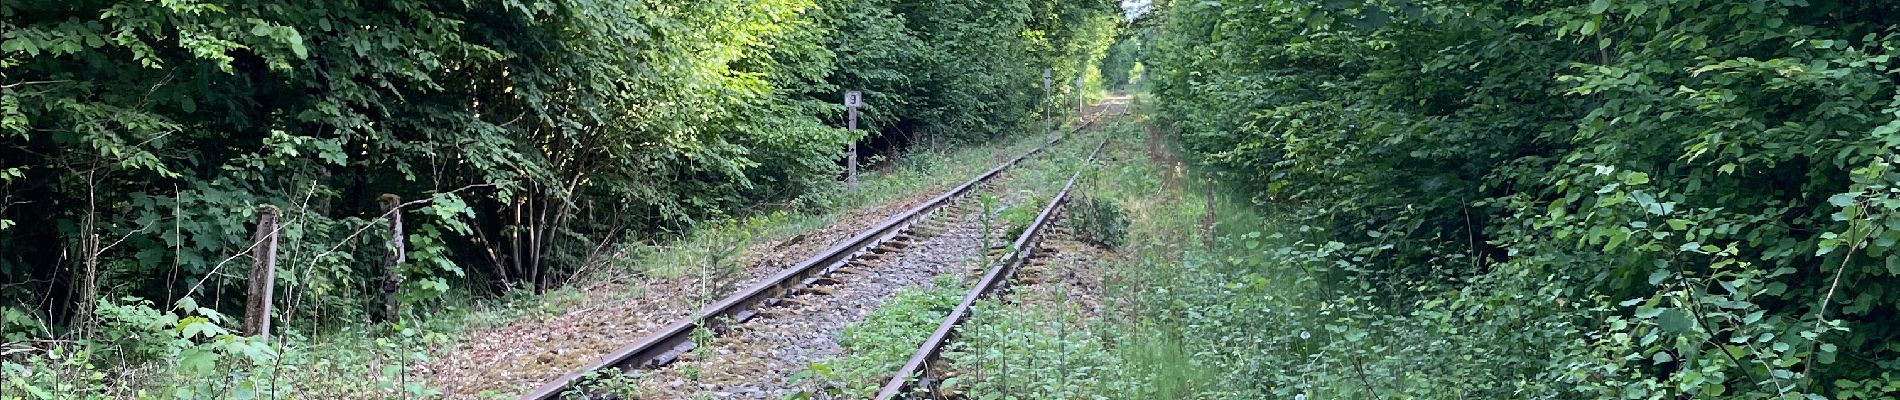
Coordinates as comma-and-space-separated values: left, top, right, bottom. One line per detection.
1043, 69, 1053, 133
1075, 77, 1085, 115
844, 90, 862, 190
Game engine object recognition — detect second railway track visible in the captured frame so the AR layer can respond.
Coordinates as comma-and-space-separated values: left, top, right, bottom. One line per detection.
524, 105, 1124, 399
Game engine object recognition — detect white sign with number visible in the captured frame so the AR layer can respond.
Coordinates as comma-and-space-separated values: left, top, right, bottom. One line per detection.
844, 90, 862, 190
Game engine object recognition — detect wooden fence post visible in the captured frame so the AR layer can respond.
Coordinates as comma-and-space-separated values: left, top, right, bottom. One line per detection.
380, 194, 406, 323
243, 205, 280, 338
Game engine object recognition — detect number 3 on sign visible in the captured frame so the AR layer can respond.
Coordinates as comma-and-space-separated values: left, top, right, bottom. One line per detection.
844, 91, 862, 108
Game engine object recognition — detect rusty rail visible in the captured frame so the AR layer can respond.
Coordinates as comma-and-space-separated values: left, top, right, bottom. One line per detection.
522, 108, 1112, 400
872, 135, 1113, 400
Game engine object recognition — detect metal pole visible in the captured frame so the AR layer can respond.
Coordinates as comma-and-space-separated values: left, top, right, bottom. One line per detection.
847, 106, 857, 189
1044, 68, 1053, 133
1076, 77, 1085, 116
845, 91, 862, 190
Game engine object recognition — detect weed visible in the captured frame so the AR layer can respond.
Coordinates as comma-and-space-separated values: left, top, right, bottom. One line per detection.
1066, 194, 1127, 249
941, 300, 1130, 399
792, 275, 966, 399
996, 195, 1046, 240
565, 369, 645, 399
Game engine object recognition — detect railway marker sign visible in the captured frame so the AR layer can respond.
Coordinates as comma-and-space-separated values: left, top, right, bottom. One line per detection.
1076, 77, 1085, 114
845, 90, 862, 189
1044, 68, 1054, 132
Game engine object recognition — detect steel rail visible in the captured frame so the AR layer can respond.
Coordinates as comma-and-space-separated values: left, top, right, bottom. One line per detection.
521, 109, 1111, 400
872, 135, 1113, 400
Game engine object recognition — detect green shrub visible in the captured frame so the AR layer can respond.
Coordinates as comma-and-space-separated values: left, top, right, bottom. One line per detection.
0, 0, 1121, 333
1146, 0, 1900, 396
1067, 195, 1128, 249
4, 298, 288, 399
564, 368, 648, 399
998, 197, 1049, 241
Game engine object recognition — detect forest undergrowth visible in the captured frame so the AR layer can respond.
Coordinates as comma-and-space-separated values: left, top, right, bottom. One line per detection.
0, 1, 1126, 397
1130, 0, 1900, 398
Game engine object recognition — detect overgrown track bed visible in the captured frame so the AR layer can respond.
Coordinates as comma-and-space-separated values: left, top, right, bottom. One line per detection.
629, 182, 1013, 398
523, 109, 1117, 400
874, 124, 1119, 399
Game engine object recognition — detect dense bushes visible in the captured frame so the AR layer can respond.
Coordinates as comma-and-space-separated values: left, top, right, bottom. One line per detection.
0, 0, 1119, 390
1149, 0, 1898, 397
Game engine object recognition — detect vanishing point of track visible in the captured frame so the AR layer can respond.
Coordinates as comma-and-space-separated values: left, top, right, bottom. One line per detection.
873, 103, 1123, 399
524, 106, 1121, 400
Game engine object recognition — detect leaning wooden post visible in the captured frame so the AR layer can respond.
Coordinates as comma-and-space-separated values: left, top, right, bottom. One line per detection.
243, 205, 280, 338
379, 194, 406, 323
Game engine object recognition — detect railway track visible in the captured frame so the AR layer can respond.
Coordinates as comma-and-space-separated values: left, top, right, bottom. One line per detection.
523, 106, 1121, 400
872, 107, 1119, 400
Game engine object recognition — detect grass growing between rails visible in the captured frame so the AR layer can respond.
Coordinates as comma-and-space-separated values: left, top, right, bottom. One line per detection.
0, 130, 1060, 400
789, 276, 968, 399
604, 129, 1056, 280
459, 129, 1057, 329
780, 122, 1118, 400
932, 111, 1236, 399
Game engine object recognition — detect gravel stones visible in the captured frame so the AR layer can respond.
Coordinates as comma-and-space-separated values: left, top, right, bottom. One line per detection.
632, 190, 1018, 399
417, 191, 944, 398
1005, 223, 1120, 321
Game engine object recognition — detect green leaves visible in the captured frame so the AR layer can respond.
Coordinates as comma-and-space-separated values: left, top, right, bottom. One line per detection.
1149, 0, 1900, 397
2, 2, 1119, 397
1588, 0, 1611, 14
800, 281, 966, 398
1654, 308, 1691, 333
0, 37, 39, 56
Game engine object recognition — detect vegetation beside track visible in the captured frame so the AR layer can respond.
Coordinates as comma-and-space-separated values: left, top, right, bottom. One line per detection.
1, 0, 1122, 397
11, 0, 1895, 398
1137, 0, 1899, 398
912, 0, 1900, 397
902, 89, 1897, 399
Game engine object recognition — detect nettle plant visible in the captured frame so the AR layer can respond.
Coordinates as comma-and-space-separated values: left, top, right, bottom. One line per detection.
4, 297, 287, 399
1066, 194, 1129, 249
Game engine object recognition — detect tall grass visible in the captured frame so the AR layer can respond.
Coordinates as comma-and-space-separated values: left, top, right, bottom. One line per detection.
940, 97, 1447, 399
1066, 97, 1565, 399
